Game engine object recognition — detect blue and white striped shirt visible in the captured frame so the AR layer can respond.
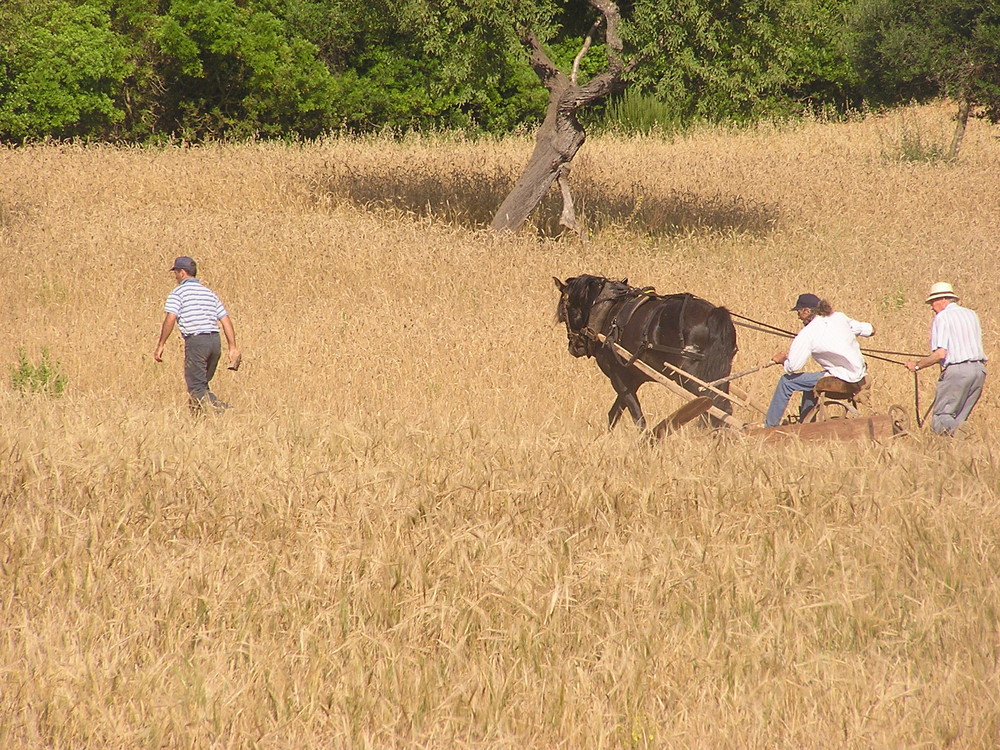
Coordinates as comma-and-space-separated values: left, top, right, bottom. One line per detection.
165, 278, 228, 336
931, 302, 986, 366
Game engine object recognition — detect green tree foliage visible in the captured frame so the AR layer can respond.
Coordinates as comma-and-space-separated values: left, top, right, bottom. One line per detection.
4, 0, 993, 142
304, 0, 553, 132
0, 0, 130, 140
848, 0, 1000, 119
623, 0, 859, 124
149, 0, 338, 139
780, 0, 863, 110
0, 0, 559, 141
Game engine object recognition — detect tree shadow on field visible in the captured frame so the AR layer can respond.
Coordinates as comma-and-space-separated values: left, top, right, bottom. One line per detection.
309, 163, 779, 238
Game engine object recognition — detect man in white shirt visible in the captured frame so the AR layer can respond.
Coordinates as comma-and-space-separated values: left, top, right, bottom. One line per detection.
764, 293, 875, 427
905, 282, 987, 436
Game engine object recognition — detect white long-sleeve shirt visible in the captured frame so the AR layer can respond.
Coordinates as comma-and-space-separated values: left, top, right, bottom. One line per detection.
784, 311, 874, 383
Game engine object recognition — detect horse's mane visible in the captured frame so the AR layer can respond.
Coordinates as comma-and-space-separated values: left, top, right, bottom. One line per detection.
567, 275, 702, 307
564, 275, 630, 306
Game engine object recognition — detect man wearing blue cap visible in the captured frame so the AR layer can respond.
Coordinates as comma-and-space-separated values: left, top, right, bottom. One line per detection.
764, 293, 874, 427
154, 256, 240, 411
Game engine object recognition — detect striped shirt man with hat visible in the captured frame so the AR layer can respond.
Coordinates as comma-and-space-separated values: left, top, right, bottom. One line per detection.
154, 256, 241, 410
906, 282, 987, 435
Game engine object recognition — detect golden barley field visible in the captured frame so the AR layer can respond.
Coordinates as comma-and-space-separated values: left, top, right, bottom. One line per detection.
2, 102, 1000, 748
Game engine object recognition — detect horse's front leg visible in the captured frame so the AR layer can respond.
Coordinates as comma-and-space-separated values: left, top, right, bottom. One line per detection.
599, 354, 646, 431
608, 389, 645, 431
608, 393, 627, 429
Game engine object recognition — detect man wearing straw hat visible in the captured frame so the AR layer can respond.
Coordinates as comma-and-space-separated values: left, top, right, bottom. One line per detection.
154, 256, 241, 411
905, 282, 986, 436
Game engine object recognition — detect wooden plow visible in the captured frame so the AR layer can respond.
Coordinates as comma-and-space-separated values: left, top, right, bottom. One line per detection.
590, 330, 909, 442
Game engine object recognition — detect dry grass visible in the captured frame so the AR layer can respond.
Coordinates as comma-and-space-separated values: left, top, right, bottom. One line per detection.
1, 102, 999, 748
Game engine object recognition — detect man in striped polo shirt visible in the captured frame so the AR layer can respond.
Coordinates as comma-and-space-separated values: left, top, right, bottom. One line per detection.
154, 256, 240, 411
906, 282, 987, 436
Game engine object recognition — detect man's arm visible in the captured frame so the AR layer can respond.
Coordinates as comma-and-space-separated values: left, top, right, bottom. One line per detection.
848, 317, 875, 338
905, 348, 946, 373
153, 313, 177, 362
782, 329, 812, 374
219, 315, 240, 367
906, 313, 951, 372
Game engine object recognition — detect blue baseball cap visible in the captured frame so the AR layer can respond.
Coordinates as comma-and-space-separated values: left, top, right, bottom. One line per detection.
170, 256, 197, 274
791, 293, 820, 311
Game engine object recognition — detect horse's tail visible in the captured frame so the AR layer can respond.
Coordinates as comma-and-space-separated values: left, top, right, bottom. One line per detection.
700, 306, 738, 416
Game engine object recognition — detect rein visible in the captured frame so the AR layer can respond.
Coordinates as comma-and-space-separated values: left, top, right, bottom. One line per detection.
729, 310, 923, 365
565, 327, 591, 354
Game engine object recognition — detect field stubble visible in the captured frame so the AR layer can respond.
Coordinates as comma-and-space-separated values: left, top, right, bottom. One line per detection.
1, 103, 999, 747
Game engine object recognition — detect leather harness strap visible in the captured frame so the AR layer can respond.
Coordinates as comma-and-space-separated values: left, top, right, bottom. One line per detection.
606, 289, 654, 358
593, 286, 705, 365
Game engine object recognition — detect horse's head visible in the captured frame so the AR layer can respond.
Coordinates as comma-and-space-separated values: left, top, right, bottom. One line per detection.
554, 275, 609, 357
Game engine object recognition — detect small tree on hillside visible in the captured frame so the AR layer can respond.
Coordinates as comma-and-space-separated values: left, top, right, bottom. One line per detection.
850, 0, 1000, 159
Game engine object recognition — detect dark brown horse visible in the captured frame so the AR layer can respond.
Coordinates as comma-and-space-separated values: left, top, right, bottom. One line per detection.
554, 274, 737, 430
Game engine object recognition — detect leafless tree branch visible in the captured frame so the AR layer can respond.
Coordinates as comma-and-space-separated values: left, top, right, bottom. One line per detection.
571, 19, 603, 85
491, 0, 633, 233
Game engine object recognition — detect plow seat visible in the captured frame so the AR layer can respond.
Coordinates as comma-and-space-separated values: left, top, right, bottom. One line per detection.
805, 376, 868, 422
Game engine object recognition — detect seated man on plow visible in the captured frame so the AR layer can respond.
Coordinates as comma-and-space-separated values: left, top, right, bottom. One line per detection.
764, 293, 874, 428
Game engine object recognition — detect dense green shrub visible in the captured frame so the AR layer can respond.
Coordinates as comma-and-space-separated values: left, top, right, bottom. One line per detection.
0, 1, 130, 140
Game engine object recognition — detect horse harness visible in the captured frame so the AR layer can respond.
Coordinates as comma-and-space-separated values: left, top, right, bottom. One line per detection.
580, 284, 705, 367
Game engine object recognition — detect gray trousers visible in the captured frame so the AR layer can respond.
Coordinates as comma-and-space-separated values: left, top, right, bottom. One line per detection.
932, 361, 986, 435
183, 332, 222, 406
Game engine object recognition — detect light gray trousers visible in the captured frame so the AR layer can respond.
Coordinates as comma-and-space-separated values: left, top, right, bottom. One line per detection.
932, 361, 986, 435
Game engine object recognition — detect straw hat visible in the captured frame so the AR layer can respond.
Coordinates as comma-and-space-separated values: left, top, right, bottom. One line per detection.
925, 282, 958, 304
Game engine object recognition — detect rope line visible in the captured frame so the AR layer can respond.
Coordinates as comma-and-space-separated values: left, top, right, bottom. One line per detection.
730, 312, 795, 337
729, 310, 923, 363
861, 346, 926, 358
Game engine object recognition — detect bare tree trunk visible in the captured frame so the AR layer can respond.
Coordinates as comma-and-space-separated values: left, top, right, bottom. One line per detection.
490, 0, 632, 234
491, 87, 586, 232
948, 97, 971, 160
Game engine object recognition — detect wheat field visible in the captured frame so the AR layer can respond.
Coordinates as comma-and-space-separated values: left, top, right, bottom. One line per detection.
2, 102, 999, 748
